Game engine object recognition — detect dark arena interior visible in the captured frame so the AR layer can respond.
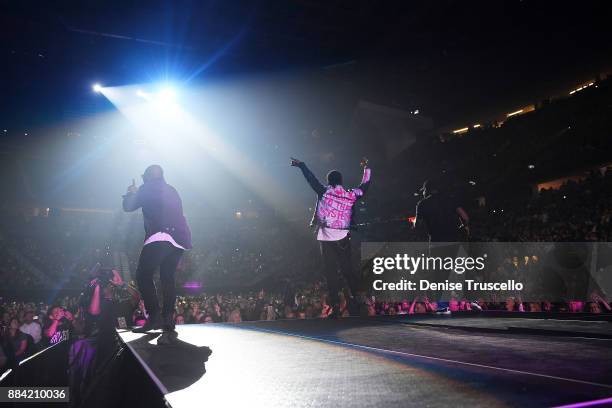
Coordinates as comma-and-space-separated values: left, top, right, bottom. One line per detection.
1, 1, 611, 407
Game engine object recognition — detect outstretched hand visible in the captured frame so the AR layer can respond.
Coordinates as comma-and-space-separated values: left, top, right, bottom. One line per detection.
360, 157, 369, 168
290, 157, 302, 167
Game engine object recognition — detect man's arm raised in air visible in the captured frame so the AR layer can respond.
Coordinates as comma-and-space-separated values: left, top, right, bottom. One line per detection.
122, 179, 143, 212
353, 157, 371, 197
290, 157, 326, 196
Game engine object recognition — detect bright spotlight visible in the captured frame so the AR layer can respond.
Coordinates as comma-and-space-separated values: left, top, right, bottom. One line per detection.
92, 83, 103, 93
158, 87, 176, 101
152, 86, 179, 113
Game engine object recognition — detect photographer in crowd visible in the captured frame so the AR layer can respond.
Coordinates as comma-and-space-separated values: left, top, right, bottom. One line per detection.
68, 266, 137, 406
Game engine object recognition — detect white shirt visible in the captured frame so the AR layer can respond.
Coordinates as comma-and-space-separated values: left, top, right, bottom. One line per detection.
20, 321, 42, 344
144, 232, 186, 250
317, 227, 349, 242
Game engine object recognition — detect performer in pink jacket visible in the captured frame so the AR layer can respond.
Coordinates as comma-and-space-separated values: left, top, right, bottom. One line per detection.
291, 156, 371, 318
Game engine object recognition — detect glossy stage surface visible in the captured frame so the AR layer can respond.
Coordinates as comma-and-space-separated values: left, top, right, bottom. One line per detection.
117, 315, 612, 408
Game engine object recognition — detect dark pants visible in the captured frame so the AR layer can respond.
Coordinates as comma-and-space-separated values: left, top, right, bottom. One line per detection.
136, 241, 184, 320
320, 236, 359, 305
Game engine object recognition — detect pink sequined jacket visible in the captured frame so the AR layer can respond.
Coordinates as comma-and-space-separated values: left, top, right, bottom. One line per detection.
296, 162, 371, 230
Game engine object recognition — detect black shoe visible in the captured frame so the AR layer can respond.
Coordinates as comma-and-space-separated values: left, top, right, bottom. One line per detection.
157, 330, 178, 345
132, 315, 161, 333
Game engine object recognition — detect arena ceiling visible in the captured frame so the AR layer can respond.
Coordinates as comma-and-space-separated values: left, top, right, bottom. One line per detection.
1, 0, 611, 129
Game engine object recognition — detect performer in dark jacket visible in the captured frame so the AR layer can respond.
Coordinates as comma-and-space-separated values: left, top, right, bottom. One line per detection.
123, 164, 191, 343
415, 179, 470, 242
291, 157, 371, 317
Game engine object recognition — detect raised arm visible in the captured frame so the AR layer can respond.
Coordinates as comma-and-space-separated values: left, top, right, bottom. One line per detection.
45, 316, 61, 339
88, 283, 101, 316
353, 157, 371, 197
408, 297, 418, 315
122, 179, 142, 212
290, 157, 326, 196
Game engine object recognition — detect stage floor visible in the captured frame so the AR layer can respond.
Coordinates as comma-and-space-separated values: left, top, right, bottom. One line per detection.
118, 315, 612, 408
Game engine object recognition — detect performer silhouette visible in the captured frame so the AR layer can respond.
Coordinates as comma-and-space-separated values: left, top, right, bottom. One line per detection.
123, 165, 192, 344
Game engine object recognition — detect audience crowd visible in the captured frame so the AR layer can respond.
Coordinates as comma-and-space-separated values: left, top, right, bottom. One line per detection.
475, 171, 612, 242
2, 269, 611, 372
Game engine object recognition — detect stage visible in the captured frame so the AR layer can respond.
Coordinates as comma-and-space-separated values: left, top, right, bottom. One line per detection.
117, 314, 612, 408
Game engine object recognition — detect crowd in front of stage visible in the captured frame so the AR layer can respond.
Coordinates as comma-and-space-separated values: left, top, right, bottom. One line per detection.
2, 276, 610, 373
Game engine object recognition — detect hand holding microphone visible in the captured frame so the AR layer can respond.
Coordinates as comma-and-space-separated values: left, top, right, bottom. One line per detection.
127, 178, 138, 194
